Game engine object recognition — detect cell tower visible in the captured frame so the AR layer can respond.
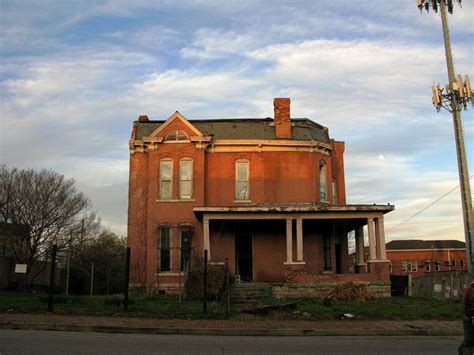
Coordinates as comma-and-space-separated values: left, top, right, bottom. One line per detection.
417, 0, 474, 273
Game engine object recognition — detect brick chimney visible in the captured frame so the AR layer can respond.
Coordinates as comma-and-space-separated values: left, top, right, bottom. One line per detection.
138, 115, 149, 122
274, 98, 292, 139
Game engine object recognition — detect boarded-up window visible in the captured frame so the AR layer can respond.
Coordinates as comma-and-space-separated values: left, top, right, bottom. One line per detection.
332, 180, 337, 204
159, 226, 171, 272
323, 235, 331, 271
179, 159, 193, 199
235, 161, 249, 200
160, 160, 173, 200
180, 225, 193, 271
320, 161, 327, 201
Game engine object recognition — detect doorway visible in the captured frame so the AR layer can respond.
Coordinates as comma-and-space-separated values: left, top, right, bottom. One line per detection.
235, 224, 253, 281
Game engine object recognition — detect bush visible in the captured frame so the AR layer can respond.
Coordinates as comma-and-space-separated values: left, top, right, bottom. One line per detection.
185, 256, 228, 300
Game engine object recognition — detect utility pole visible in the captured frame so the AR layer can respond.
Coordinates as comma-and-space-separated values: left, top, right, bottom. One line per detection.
418, 0, 474, 274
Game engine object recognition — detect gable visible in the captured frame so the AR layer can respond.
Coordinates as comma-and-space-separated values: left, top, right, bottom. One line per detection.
148, 112, 204, 138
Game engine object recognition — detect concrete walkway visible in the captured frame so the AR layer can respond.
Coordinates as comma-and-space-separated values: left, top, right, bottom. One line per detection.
0, 313, 462, 336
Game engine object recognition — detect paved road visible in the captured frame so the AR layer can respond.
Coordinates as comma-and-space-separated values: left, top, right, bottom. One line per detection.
0, 330, 463, 354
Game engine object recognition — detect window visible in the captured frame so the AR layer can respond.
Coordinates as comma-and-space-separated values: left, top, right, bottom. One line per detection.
461, 259, 465, 267
332, 180, 337, 204
402, 261, 408, 272
319, 160, 327, 201
435, 260, 440, 271
407, 261, 413, 272
165, 130, 189, 141
323, 235, 331, 271
160, 159, 173, 199
179, 225, 193, 271
179, 159, 193, 199
235, 161, 249, 200
389, 262, 393, 274
425, 260, 431, 272
451, 259, 457, 267
413, 260, 418, 272
159, 226, 171, 272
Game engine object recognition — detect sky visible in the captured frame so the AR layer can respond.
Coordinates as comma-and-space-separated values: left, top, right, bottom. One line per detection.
0, 0, 472, 243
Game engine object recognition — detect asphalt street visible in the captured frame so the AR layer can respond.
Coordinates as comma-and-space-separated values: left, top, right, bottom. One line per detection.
0, 330, 463, 354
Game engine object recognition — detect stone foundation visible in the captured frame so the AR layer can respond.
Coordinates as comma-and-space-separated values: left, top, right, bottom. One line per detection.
272, 280, 391, 298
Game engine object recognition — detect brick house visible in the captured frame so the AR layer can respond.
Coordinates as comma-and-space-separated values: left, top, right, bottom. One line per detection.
127, 98, 394, 294
386, 239, 467, 277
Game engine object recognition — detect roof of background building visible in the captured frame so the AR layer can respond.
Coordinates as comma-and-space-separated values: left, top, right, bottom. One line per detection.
386, 239, 466, 250
135, 118, 329, 142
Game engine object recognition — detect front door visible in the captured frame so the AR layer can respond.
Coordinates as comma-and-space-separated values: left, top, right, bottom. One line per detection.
235, 225, 253, 281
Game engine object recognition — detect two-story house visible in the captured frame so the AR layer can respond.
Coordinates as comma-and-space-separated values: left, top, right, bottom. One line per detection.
127, 98, 394, 294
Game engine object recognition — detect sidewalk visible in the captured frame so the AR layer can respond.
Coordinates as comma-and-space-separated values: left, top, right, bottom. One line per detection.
0, 313, 463, 336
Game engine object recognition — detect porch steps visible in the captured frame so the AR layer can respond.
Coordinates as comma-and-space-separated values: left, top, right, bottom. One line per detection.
229, 283, 272, 304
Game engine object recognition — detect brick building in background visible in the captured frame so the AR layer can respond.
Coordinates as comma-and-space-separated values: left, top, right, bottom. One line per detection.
387, 239, 467, 277
127, 98, 394, 295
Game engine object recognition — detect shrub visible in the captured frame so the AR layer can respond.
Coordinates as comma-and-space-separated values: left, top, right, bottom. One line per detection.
185, 256, 227, 300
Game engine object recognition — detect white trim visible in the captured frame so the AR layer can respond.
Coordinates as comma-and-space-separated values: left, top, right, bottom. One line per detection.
156, 199, 196, 203
283, 261, 306, 265
387, 248, 466, 252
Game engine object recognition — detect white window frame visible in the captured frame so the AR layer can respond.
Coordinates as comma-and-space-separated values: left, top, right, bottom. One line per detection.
402, 261, 407, 272
235, 160, 250, 201
413, 260, 418, 272
425, 260, 431, 272
159, 159, 173, 200
179, 158, 193, 200
164, 130, 189, 142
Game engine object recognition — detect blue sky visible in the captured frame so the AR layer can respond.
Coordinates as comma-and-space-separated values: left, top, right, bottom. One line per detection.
1, 0, 472, 242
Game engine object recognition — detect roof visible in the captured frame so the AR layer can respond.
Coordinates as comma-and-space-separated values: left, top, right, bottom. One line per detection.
386, 239, 466, 250
135, 118, 329, 142
193, 204, 394, 219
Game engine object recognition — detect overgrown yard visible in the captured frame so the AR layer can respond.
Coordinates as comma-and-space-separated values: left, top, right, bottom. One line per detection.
0, 291, 462, 320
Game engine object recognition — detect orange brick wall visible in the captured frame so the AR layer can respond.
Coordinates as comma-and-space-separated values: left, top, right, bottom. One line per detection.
128, 117, 347, 289
387, 249, 467, 277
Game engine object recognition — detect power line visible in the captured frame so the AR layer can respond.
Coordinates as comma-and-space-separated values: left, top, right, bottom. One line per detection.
386, 177, 472, 234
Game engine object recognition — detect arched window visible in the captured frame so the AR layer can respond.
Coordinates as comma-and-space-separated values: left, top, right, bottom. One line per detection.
165, 130, 189, 141
179, 158, 193, 199
319, 160, 327, 201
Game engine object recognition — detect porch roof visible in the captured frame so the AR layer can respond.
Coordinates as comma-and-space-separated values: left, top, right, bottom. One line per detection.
193, 204, 394, 220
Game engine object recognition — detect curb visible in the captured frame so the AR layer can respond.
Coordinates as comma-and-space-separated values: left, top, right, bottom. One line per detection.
0, 322, 463, 337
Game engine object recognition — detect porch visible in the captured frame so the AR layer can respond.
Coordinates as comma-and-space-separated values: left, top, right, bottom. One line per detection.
194, 204, 394, 284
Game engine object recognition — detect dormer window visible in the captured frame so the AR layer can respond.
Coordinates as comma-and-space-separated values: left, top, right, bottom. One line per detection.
165, 130, 189, 141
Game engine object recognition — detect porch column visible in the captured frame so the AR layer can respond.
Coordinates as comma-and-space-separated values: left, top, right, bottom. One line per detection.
296, 218, 304, 262
375, 217, 387, 260
355, 226, 365, 265
367, 218, 377, 261
286, 218, 293, 263
203, 216, 211, 261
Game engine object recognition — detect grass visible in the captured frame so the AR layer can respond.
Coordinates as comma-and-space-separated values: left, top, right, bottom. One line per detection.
0, 291, 462, 320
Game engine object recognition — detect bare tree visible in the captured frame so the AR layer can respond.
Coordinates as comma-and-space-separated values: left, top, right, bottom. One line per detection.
0, 165, 100, 288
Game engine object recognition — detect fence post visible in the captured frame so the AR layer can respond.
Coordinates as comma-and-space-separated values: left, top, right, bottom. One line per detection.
225, 257, 230, 318
90, 262, 94, 296
203, 249, 208, 315
47, 244, 57, 313
124, 247, 131, 312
